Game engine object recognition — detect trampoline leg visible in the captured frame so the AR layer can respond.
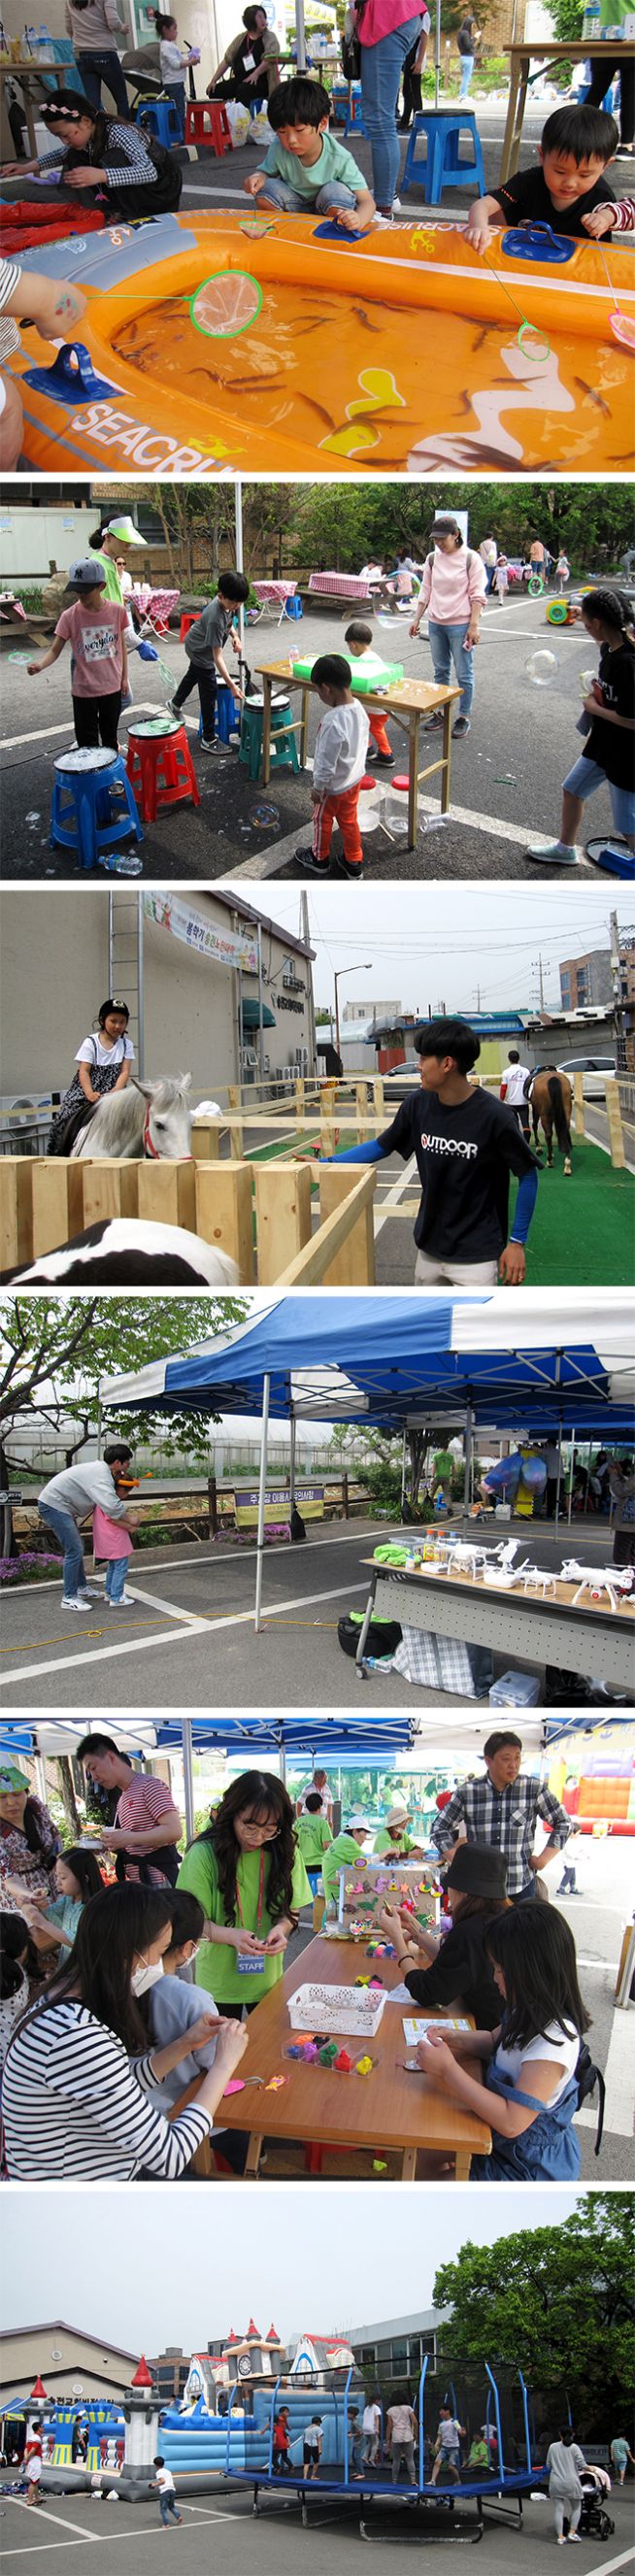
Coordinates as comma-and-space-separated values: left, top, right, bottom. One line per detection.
301, 2496, 309, 2529
252, 2486, 259, 2517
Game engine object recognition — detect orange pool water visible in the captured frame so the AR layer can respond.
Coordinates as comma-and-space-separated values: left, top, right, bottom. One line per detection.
10, 215, 635, 476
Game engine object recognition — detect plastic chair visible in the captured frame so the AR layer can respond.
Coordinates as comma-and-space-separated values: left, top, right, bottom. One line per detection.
184, 98, 232, 154
197, 684, 241, 745
239, 695, 300, 782
125, 719, 201, 822
50, 748, 142, 873
402, 109, 485, 204
180, 610, 200, 643
136, 95, 183, 149
283, 593, 303, 621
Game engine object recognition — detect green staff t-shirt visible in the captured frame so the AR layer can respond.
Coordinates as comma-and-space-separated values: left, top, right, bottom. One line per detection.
295, 1813, 332, 1871
373, 1828, 415, 1857
322, 1830, 367, 1907
177, 1836, 311, 2005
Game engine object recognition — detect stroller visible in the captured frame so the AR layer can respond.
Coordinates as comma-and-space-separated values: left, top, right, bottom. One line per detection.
578, 2470, 615, 2541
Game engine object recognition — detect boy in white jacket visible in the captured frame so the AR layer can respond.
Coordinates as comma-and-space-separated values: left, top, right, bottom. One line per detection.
296, 653, 370, 879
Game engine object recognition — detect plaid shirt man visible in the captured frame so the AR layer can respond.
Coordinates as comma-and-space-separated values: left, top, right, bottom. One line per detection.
430, 1774, 570, 1898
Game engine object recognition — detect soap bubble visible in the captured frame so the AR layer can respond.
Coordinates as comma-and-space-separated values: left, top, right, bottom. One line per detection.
525, 649, 559, 687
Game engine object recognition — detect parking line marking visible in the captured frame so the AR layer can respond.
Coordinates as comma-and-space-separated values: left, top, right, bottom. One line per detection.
0, 1580, 369, 1689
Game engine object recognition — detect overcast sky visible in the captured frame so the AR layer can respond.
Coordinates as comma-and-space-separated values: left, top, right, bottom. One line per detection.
5, 2189, 583, 2350
223, 883, 618, 1020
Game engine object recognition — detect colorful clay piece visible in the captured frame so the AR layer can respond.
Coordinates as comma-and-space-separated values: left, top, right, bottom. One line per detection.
265, 2074, 287, 2091
355, 2056, 375, 2076
318, 2041, 339, 2065
354, 1975, 372, 1988
369, 1977, 384, 1989
373, 2158, 387, 2170
333, 2049, 353, 2071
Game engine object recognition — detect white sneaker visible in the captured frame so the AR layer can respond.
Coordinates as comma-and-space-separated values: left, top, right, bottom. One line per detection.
107, 1592, 135, 1608
61, 1596, 91, 1612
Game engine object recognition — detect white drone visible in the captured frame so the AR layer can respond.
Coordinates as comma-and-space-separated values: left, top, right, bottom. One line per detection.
561, 1558, 635, 1615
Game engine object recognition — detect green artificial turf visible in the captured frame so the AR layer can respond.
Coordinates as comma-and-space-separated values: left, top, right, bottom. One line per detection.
522, 1137, 635, 1287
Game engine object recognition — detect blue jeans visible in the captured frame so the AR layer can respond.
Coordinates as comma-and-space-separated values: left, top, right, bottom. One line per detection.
562, 754, 635, 842
105, 1556, 130, 1602
459, 53, 475, 95
159, 2495, 181, 2525
360, 15, 422, 209
258, 177, 357, 215
76, 48, 131, 117
427, 619, 474, 720
38, 1503, 87, 1599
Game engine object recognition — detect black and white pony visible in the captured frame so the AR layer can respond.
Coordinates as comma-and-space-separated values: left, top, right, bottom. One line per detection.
72, 1075, 193, 1160
0, 1219, 239, 1286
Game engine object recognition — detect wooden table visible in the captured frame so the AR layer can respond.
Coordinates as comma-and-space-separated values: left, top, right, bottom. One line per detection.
256, 662, 460, 850
356, 1557, 635, 1693
500, 42, 635, 182
217, 1930, 491, 2179
0, 57, 59, 159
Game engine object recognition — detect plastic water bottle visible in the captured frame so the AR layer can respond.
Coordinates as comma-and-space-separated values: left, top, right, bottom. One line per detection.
581, 1, 600, 35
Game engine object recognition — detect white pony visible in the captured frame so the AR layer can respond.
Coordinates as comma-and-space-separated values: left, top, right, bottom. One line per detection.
72, 1075, 193, 1160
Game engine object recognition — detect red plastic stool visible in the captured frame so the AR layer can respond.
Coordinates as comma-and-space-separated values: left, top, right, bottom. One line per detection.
125, 719, 201, 824
180, 611, 200, 642
184, 98, 232, 154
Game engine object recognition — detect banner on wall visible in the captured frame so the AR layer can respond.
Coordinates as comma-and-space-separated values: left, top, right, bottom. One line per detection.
142, 890, 258, 976
233, 1484, 325, 1526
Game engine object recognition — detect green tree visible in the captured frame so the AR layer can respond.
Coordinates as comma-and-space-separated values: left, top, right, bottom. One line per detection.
0, 1295, 248, 1553
434, 2196, 635, 2421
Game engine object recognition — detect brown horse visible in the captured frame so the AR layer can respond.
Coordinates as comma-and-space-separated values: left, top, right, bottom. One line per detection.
529, 1067, 573, 1175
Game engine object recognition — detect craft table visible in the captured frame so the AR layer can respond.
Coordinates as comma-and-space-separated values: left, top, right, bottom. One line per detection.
355, 1557, 635, 1693
256, 661, 459, 847
0, 57, 58, 159
216, 1930, 491, 2180
500, 42, 635, 181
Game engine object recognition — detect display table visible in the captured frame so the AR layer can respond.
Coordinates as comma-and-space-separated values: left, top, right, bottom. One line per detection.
500, 42, 635, 181
356, 1557, 635, 1692
256, 660, 459, 846
217, 1930, 491, 2179
0, 56, 58, 159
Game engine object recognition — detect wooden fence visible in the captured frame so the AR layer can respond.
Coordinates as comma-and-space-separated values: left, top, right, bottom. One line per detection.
0, 1077, 626, 1283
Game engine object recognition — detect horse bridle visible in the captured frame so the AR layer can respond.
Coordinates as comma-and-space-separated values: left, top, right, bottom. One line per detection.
142, 1100, 193, 1160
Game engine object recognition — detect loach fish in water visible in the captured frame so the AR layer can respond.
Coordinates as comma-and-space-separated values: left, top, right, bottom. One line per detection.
573, 378, 611, 418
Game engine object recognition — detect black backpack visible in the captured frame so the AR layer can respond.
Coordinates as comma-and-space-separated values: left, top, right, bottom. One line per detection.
575, 2041, 606, 2156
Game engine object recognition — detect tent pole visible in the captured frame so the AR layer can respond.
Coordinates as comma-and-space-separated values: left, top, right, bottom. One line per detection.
254, 1373, 271, 1633
434, 0, 441, 109
289, 1412, 297, 1522
463, 1399, 473, 1523
567, 1428, 575, 1525
400, 1426, 407, 1518
257, 924, 266, 1084
554, 1435, 562, 1533
295, 0, 307, 74
182, 1714, 194, 1846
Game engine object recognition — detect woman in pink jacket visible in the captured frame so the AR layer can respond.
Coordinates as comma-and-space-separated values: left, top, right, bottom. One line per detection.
410, 515, 486, 739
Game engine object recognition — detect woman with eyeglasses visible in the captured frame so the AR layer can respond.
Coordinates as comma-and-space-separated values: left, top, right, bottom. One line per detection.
177, 1771, 311, 2019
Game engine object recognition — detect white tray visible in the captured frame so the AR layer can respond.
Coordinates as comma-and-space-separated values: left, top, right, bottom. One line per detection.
288, 1982, 387, 2038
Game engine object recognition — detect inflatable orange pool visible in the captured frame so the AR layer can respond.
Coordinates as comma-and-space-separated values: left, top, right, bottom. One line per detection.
9, 211, 635, 475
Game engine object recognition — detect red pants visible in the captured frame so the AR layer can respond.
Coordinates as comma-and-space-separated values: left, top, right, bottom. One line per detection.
369, 709, 392, 756
313, 780, 363, 870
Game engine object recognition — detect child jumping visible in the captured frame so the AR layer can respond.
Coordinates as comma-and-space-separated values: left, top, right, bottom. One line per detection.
169, 572, 248, 750
465, 104, 618, 251
244, 75, 376, 231
295, 652, 370, 879
27, 557, 128, 753
526, 585, 635, 866
345, 620, 395, 768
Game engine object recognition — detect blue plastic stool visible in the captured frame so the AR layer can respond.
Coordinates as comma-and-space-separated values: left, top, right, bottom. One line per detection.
402, 109, 485, 203
283, 593, 303, 621
196, 684, 241, 745
136, 95, 183, 149
51, 748, 143, 872
239, 695, 300, 782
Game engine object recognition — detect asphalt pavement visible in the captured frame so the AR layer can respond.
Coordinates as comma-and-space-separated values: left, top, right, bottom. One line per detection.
0, 2472, 633, 2572
1, 593, 621, 883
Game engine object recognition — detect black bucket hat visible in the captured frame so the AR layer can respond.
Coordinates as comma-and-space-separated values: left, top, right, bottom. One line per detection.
445, 1842, 508, 1900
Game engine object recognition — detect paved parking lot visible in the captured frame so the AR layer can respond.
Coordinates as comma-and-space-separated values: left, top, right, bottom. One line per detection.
0, 2479, 633, 2573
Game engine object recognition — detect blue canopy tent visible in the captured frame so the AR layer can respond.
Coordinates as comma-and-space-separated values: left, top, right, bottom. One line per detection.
100, 1291, 635, 1631
0, 1715, 415, 1847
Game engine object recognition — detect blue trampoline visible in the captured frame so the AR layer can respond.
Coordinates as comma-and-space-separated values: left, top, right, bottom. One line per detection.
220, 2358, 555, 2539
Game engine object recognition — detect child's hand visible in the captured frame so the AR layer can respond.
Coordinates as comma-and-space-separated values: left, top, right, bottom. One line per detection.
335, 206, 363, 234
27, 660, 43, 676
582, 203, 618, 237
463, 214, 493, 256
416, 2031, 460, 2086
244, 170, 266, 198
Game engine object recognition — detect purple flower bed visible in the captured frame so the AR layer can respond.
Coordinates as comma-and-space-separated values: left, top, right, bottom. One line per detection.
0, 1552, 61, 1584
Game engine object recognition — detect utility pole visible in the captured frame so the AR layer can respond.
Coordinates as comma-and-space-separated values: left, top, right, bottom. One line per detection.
531, 953, 546, 1012
299, 888, 318, 1077
609, 908, 626, 1069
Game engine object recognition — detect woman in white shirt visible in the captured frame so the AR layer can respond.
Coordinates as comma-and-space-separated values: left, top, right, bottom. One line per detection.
415, 1903, 589, 2181
48, 998, 134, 1155
546, 2428, 588, 2544
2, 1882, 247, 2180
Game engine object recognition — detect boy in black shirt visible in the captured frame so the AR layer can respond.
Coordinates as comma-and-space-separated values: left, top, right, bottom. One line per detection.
465, 104, 618, 254
325, 1015, 539, 1285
